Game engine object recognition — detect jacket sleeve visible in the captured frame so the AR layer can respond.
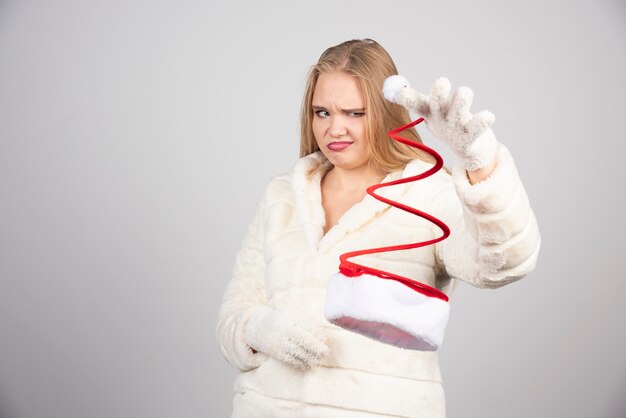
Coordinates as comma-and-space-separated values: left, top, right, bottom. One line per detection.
433, 143, 541, 289
215, 191, 271, 371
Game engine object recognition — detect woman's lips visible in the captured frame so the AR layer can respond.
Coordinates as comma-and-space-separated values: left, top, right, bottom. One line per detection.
327, 141, 353, 151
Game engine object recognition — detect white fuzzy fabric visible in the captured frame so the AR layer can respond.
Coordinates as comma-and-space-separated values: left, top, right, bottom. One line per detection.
216, 146, 540, 416
384, 75, 499, 170
325, 273, 450, 351
382, 74, 410, 102
245, 306, 329, 370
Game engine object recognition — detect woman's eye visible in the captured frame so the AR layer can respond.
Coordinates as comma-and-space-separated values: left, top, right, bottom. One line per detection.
349, 112, 365, 117
315, 110, 330, 118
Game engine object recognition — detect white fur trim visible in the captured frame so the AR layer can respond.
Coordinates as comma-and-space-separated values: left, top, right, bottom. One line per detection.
383, 75, 410, 102
324, 273, 450, 351
290, 153, 326, 250
452, 142, 519, 213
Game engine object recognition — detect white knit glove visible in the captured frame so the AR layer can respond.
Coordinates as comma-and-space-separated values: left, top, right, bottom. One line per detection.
244, 306, 329, 370
383, 75, 498, 171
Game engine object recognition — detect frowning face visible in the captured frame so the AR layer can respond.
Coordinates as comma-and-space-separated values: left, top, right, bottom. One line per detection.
311, 71, 370, 172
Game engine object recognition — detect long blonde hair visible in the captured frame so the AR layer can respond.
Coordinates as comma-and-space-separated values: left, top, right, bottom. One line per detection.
300, 39, 433, 174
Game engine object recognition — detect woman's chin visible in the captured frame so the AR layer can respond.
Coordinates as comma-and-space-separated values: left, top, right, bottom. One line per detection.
322, 152, 368, 172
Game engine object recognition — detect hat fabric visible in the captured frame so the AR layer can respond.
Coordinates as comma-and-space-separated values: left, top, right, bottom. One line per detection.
324, 272, 450, 351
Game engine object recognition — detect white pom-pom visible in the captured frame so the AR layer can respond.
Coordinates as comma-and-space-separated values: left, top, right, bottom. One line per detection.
383, 75, 410, 102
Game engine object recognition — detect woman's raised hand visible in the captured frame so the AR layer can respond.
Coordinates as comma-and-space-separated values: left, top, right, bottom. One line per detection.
383, 75, 498, 171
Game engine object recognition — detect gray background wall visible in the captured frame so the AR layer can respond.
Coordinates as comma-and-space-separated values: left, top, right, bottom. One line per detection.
0, 0, 624, 417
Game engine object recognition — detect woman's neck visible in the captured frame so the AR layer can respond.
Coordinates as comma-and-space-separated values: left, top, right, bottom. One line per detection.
323, 164, 387, 193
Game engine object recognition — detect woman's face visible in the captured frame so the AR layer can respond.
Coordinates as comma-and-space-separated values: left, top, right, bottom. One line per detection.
311, 71, 370, 172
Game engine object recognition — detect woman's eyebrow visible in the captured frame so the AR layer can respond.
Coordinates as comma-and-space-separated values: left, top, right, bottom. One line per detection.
311, 106, 366, 112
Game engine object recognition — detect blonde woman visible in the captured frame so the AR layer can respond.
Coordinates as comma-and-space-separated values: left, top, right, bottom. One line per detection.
216, 39, 540, 417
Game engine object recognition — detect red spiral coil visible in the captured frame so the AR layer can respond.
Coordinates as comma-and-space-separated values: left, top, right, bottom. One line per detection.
338, 118, 451, 302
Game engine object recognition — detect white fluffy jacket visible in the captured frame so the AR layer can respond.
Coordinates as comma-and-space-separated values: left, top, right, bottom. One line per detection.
216, 143, 540, 417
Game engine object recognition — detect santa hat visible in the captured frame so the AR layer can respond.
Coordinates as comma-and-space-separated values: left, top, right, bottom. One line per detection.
324, 117, 451, 351
325, 272, 449, 351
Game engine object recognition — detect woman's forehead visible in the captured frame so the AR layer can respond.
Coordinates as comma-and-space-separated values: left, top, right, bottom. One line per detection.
312, 72, 364, 108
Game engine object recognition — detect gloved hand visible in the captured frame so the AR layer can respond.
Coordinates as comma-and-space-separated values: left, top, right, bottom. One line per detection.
383, 75, 498, 171
244, 306, 329, 370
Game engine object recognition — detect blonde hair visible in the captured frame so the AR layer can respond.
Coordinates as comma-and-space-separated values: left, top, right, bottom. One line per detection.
299, 39, 433, 174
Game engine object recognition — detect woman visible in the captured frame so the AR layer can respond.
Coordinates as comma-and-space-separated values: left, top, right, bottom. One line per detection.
216, 39, 540, 417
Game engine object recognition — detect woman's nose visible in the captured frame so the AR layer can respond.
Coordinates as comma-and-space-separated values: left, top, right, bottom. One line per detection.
329, 116, 347, 137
